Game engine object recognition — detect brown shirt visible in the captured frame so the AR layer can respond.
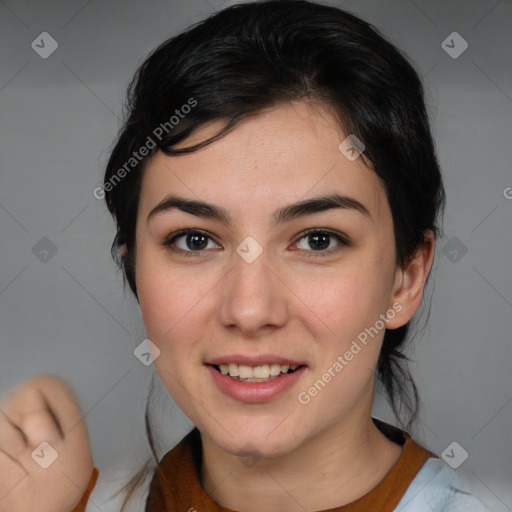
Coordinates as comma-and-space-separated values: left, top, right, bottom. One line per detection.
71, 466, 99, 512
74, 419, 436, 512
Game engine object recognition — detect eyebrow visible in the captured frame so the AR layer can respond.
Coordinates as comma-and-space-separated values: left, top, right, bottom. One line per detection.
147, 193, 371, 226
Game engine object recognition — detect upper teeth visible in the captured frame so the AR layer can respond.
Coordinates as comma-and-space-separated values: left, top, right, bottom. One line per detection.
219, 363, 299, 379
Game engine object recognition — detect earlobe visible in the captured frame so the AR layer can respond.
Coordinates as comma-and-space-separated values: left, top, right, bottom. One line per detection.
386, 231, 435, 330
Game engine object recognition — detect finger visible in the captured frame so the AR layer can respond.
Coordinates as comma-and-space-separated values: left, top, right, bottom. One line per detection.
0, 448, 28, 505
18, 409, 64, 450
38, 390, 65, 439
1, 388, 66, 461
0, 410, 27, 462
32, 376, 87, 439
0, 386, 63, 452
1, 384, 44, 421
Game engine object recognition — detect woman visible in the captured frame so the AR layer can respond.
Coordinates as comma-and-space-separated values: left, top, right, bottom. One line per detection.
0, 1, 501, 511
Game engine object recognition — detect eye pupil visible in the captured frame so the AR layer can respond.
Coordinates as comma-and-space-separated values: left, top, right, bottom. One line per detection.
188, 233, 207, 250
309, 233, 330, 250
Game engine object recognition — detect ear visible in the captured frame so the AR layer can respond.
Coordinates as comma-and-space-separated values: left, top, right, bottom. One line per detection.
385, 230, 435, 329
119, 243, 128, 258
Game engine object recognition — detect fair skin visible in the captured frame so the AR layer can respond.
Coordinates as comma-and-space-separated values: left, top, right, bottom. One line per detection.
135, 101, 435, 511
0, 100, 433, 512
0, 375, 93, 512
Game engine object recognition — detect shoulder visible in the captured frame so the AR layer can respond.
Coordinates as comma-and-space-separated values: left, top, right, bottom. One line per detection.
85, 467, 152, 512
395, 457, 508, 512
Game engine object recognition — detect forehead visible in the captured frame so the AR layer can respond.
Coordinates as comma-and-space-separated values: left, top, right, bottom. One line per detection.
138, 101, 388, 223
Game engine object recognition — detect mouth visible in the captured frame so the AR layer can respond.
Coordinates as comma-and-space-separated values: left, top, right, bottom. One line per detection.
210, 363, 305, 383
206, 360, 307, 402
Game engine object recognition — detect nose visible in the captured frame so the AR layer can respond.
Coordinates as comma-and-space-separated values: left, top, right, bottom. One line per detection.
218, 246, 289, 336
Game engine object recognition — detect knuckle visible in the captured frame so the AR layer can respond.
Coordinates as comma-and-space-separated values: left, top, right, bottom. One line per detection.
21, 412, 60, 446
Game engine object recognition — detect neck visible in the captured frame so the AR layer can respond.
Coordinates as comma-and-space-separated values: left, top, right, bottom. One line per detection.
199, 414, 403, 512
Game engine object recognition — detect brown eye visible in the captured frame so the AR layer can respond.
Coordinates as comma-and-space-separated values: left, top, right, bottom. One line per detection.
163, 229, 220, 255
294, 229, 349, 256
184, 232, 208, 250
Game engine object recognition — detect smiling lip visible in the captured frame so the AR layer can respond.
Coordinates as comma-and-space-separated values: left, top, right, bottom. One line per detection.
206, 364, 307, 402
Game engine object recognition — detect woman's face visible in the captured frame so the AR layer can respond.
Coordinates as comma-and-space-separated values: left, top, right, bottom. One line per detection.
134, 101, 415, 458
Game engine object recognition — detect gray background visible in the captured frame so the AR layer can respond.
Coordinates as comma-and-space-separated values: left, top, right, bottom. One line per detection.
1, 0, 511, 508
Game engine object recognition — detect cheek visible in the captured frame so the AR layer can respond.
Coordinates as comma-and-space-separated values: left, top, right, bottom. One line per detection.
136, 262, 209, 407
293, 264, 391, 341
294, 272, 388, 421
137, 253, 206, 339
135, 253, 221, 404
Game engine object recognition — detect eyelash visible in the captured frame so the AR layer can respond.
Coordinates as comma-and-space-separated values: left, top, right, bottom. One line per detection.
162, 228, 350, 258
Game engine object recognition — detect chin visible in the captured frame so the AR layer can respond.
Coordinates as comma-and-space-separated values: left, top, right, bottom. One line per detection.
203, 417, 305, 460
